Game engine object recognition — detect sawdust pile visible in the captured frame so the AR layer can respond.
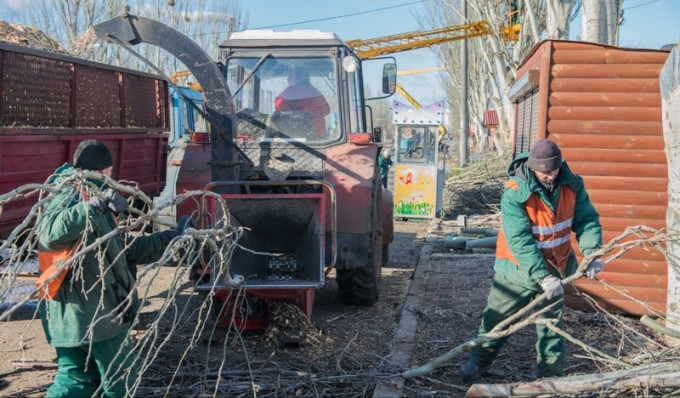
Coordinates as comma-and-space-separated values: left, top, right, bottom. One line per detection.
0, 20, 68, 55
263, 302, 328, 349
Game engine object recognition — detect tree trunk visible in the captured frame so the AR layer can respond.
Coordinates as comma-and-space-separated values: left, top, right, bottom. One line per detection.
466, 364, 680, 397
546, 0, 575, 40
583, 0, 622, 45
582, 0, 603, 43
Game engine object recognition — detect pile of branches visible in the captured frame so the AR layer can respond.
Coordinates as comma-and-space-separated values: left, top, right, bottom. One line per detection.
0, 172, 402, 397
0, 20, 69, 55
404, 225, 680, 397
443, 153, 510, 217
0, 171, 253, 396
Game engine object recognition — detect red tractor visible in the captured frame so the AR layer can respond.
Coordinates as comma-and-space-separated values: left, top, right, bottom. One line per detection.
95, 15, 395, 329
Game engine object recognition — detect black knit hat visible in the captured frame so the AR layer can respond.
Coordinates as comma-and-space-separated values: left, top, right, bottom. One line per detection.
527, 139, 562, 172
74, 140, 113, 171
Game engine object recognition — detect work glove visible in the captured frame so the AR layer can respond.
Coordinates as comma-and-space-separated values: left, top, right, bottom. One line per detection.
584, 259, 605, 279
539, 275, 564, 300
90, 188, 129, 214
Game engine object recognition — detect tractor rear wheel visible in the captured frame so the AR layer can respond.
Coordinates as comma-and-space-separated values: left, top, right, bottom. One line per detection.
382, 243, 390, 266
337, 180, 383, 306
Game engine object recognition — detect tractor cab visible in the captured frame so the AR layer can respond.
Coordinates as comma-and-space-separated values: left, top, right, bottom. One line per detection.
219, 30, 396, 183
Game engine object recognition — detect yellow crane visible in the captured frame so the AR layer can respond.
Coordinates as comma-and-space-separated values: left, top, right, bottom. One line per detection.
346, 13, 521, 145
346, 19, 519, 60
395, 67, 445, 109
170, 69, 203, 92
395, 68, 449, 144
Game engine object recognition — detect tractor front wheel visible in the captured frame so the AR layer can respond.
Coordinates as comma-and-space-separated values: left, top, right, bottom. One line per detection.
336, 263, 380, 305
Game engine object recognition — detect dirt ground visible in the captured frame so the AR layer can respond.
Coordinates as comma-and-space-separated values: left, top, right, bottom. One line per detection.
0, 220, 431, 397
2, 217, 674, 397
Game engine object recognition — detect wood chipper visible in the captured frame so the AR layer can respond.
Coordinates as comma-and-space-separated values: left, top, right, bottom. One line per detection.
94, 15, 395, 330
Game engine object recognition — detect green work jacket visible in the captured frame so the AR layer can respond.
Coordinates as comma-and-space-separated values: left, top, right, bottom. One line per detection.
38, 164, 170, 347
378, 155, 393, 177
494, 153, 602, 290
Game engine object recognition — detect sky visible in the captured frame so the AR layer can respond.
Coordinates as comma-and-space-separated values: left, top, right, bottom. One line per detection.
241, 0, 679, 106
0, 0, 678, 106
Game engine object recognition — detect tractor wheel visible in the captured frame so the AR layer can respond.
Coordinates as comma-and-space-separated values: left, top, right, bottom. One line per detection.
382, 243, 390, 266
336, 265, 380, 305
337, 177, 383, 306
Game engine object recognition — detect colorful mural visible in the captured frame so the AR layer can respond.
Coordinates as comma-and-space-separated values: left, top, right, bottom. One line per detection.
394, 164, 436, 218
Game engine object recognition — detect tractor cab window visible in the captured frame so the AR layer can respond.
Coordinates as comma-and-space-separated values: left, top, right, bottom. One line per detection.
227, 57, 340, 144
397, 126, 438, 164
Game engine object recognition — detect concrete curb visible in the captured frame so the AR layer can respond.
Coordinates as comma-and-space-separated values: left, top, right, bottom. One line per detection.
372, 219, 439, 398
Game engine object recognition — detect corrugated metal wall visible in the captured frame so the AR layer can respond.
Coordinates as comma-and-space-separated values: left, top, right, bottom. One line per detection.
514, 40, 670, 315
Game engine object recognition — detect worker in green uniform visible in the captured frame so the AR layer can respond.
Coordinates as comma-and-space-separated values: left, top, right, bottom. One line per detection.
378, 148, 393, 188
37, 140, 195, 397
459, 139, 604, 381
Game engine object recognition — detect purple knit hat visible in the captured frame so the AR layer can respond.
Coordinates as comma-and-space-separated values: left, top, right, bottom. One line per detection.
527, 139, 562, 172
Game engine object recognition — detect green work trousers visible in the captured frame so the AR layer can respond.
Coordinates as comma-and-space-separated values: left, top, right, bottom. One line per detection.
470, 272, 566, 378
46, 332, 138, 398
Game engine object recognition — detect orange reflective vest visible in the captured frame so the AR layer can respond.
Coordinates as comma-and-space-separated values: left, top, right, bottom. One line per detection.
496, 180, 576, 275
35, 244, 80, 300
35, 189, 90, 300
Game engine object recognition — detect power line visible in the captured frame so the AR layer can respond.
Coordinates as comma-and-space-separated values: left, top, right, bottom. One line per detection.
192, 0, 429, 37
252, 0, 429, 29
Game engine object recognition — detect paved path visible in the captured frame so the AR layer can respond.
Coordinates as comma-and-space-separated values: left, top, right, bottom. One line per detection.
373, 220, 495, 398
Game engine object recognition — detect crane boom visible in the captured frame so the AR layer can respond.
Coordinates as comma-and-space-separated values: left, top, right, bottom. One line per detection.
347, 21, 492, 59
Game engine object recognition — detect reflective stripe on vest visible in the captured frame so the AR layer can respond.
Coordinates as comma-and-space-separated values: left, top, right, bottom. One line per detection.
496, 179, 576, 273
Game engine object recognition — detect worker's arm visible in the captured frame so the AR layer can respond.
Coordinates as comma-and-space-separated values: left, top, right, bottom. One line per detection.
124, 232, 177, 266
570, 176, 603, 256
38, 192, 104, 250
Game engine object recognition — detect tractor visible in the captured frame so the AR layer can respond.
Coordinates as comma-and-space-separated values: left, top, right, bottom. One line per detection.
94, 15, 395, 329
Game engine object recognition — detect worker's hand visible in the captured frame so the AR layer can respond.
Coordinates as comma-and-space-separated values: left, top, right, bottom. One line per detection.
584, 259, 605, 279
177, 215, 198, 234
90, 188, 128, 214
539, 275, 564, 300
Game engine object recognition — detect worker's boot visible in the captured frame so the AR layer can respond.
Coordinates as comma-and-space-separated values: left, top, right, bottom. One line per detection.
459, 360, 490, 383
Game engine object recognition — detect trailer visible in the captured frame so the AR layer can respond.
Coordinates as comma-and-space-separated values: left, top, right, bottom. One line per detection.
0, 42, 170, 236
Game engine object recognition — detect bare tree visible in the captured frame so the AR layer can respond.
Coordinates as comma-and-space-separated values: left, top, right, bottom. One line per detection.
582, 0, 622, 45
546, 0, 578, 39
421, 0, 543, 151
419, 0, 581, 152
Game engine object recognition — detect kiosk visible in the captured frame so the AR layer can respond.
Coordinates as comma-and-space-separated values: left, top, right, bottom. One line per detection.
391, 100, 446, 219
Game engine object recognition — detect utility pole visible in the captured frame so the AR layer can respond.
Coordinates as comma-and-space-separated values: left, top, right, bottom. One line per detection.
459, 0, 469, 167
